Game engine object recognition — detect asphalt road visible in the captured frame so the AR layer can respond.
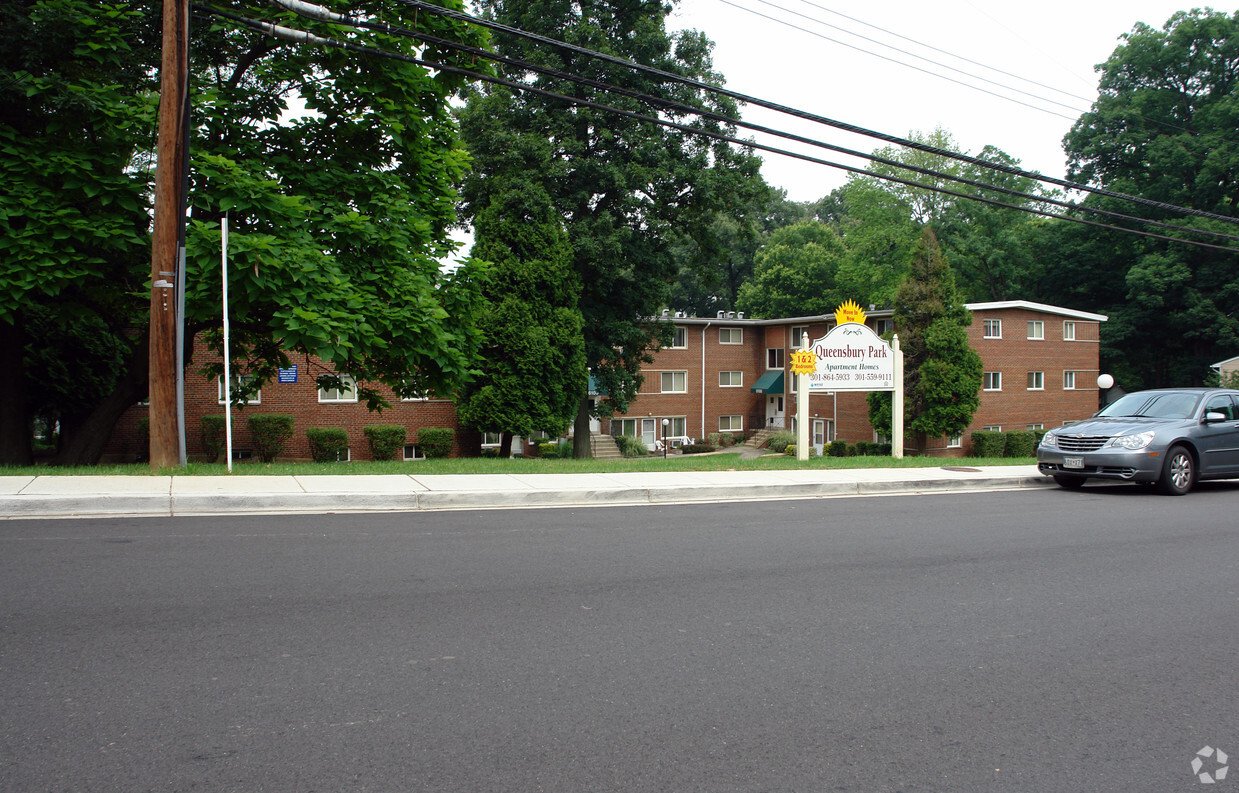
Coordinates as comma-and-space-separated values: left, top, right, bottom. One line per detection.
2, 483, 1238, 792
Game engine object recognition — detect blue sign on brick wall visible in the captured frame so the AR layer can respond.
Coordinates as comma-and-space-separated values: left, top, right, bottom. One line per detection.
277, 366, 298, 384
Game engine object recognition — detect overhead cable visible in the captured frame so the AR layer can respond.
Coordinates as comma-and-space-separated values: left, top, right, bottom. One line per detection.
391, 0, 1239, 227
195, 5, 1239, 254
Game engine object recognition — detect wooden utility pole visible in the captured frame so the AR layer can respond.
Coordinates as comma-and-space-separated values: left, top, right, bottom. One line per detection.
148, 0, 190, 469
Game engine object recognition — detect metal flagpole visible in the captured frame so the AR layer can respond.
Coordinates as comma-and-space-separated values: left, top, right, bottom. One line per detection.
221, 214, 233, 473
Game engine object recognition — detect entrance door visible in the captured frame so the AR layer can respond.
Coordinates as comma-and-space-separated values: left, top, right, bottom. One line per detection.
766, 395, 785, 429
588, 398, 601, 434
641, 418, 657, 450
813, 419, 825, 456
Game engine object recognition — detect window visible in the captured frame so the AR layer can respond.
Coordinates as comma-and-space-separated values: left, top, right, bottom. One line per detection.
789, 326, 809, 349
661, 371, 687, 393
218, 374, 260, 405
947, 435, 962, 448
1027, 423, 1044, 431
719, 415, 743, 432
983, 319, 1001, 339
318, 374, 357, 403
1206, 395, 1237, 421
983, 371, 1002, 391
671, 326, 687, 349
719, 327, 742, 344
767, 348, 785, 369
612, 418, 639, 437
664, 417, 687, 439
1063, 321, 1076, 341
719, 370, 743, 387
481, 431, 501, 446
1027, 371, 1044, 390
1063, 371, 1076, 390
875, 319, 895, 337
1027, 320, 1044, 340
982, 425, 1002, 432
403, 444, 425, 461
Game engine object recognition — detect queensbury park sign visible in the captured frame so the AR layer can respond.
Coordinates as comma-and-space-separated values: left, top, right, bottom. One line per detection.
807, 301, 896, 391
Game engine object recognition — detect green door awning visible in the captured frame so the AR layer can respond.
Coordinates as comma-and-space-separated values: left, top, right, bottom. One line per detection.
751, 370, 784, 394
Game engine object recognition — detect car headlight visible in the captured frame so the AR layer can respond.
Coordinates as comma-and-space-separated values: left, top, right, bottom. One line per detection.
1039, 432, 1058, 450
1110, 430, 1155, 450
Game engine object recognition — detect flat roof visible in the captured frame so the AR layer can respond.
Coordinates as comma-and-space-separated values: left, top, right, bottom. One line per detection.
656, 300, 1107, 325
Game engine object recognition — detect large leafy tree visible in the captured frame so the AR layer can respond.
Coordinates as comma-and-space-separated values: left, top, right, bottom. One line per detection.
0, 0, 156, 465
1, 0, 490, 465
735, 221, 849, 318
457, 0, 766, 457
1053, 9, 1239, 388
868, 228, 982, 453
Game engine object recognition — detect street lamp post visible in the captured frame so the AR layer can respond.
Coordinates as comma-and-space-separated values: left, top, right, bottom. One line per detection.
661, 418, 669, 459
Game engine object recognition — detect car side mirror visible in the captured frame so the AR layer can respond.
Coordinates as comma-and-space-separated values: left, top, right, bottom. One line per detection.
1204, 411, 1227, 423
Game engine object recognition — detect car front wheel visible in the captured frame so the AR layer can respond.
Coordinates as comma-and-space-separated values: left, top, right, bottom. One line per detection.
1157, 445, 1195, 495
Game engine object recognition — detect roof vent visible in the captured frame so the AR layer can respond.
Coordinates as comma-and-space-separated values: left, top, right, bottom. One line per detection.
717, 310, 725, 318
662, 308, 670, 317
727, 311, 736, 319
737, 311, 744, 319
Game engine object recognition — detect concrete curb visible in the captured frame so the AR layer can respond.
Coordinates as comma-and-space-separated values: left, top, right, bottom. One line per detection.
0, 470, 1055, 519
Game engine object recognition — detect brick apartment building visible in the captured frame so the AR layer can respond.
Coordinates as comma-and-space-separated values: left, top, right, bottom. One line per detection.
605, 300, 1107, 457
103, 300, 1105, 461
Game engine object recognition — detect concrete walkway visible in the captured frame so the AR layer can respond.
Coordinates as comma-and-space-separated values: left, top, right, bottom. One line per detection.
1, 465, 1052, 519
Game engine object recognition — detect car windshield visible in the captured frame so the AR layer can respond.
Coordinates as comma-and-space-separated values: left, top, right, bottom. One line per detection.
1097, 392, 1201, 419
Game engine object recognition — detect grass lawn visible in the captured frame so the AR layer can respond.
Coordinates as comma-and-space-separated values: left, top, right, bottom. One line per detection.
3, 451, 1036, 477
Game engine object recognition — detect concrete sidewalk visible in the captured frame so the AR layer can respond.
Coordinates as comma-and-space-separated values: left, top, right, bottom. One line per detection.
0, 466, 1053, 519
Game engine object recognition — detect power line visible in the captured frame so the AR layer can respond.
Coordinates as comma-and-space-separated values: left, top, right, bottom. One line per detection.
195, 5, 1238, 254
391, 0, 1239, 227
278, 1, 1239, 246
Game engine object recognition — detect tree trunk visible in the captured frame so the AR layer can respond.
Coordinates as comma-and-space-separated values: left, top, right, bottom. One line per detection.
50, 333, 149, 466
499, 431, 514, 458
0, 318, 33, 465
573, 396, 592, 459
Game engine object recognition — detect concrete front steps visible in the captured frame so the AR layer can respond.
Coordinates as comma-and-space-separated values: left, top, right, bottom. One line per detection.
590, 433, 623, 460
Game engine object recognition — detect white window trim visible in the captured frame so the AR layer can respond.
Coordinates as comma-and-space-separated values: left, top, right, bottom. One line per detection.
1063, 371, 1076, 390
719, 327, 743, 345
982, 425, 1002, 432
719, 370, 743, 388
947, 435, 962, 448
1027, 423, 1044, 431
218, 374, 261, 405
318, 374, 358, 404
1062, 321, 1076, 341
1027, 320, 1045, 340
1027, 371, 1044, 391
403, 444, 425, 461
671, 326, 688, 349
789, 326, 809, 349
719, 415, 743, 433
661, 371, 687, 393
983, 319, 1002, 339
767, 348, 785, 370
983, 371, 1002, 392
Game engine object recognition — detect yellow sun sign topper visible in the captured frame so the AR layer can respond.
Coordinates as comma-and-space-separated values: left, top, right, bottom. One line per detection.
834, 300, 867, 326
790, 348, 817, 375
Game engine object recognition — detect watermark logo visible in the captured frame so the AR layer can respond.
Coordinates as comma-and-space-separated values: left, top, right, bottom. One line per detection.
1192, 746, 1229, 784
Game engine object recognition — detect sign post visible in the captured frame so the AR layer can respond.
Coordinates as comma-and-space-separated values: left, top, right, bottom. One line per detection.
790, 334, 817, 461
802, 301, 904, 460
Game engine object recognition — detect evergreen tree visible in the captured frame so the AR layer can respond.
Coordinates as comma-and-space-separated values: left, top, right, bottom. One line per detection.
868, 228, 982, 453
457, 0, 766, 457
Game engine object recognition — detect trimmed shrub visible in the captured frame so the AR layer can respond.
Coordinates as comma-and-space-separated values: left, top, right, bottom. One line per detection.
417, 427, 454, 459
718, 433, 736, 448
971, 430, 1006, 458
307, 427, 349, 462
613, 434, 649, 457
1003, 430, 1037, 458
707, 433, 721, 447
828, 440, 850, 457
766, 430, 795, 454
853, 441, 877, 456
364, 424, 407, 461
877, 443, 892, 456
201, 414, 227, 463
247, 414, 294, 462
538, 440, 571, 459
784, 444, 819, 458
680, 443, 716, 454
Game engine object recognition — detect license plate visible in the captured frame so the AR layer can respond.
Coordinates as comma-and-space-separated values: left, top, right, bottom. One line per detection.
1063, 456, 1084, 469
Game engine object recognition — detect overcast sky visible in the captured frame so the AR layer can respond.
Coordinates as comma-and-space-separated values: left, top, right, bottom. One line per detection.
667, 0, 1199, 202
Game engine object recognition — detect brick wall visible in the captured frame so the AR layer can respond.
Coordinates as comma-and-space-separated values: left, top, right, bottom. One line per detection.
103, 339, 471, 462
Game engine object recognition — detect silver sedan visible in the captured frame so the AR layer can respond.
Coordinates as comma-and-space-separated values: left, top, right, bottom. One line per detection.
1037, 387, 1239, 495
